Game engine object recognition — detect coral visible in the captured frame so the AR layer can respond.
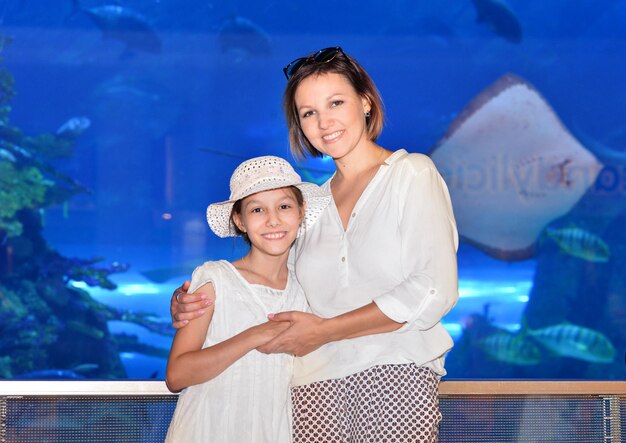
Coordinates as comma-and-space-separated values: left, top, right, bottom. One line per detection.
40, 252, 130, 290
0, 35, 172, 379
23, 133, 75, 159
0, 162, 49, 237
0, 36, 16, 105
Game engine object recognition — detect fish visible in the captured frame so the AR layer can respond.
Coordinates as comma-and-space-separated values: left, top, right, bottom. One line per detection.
478, 331, 542, 365
217, 16, 272, 60
72, 363, 100, 373
0, 147, 16, 162
56, 116, 91, 138
528, 323, 616, 363
72, 0, 162, 55
545, 226, 610, 262
1, 143, 31, 160
471, 0, 523, 43
429, 74, 603, 261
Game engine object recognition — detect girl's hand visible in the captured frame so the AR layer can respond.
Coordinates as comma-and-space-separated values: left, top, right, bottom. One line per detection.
170, 280, 212, 328
251, 320, 291, 347
256, 311, 327, 356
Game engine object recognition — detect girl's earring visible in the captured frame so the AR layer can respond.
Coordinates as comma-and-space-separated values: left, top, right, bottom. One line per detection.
364, 111, 371, 118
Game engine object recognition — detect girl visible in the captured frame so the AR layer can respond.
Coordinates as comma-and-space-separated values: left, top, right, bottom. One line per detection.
165, 155, 330, 442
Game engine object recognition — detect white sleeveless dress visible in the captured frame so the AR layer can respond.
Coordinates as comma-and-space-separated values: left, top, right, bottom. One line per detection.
165, 260, 309, 443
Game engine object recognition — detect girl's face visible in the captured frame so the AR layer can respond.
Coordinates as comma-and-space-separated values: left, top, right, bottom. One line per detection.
233, 187, 304, 258
295, 72, 371, 161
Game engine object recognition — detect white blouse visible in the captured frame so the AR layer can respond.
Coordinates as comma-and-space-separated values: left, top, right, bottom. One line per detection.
166, 261, 308, 442
291, 149, 459, 386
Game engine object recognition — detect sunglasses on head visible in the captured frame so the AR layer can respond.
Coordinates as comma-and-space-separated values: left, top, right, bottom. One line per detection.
283, 46, 346, 80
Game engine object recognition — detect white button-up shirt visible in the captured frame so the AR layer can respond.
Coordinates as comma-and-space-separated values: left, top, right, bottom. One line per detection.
291, 149, 459, 386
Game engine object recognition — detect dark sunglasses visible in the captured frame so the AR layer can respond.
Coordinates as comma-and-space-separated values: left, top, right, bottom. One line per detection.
283, 46, 345, 79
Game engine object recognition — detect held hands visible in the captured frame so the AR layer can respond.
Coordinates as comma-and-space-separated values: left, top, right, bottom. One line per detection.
256, 311, 327, 357
170, 281, 212, 329
170, 282, 328, 355
251, 321, 291, 348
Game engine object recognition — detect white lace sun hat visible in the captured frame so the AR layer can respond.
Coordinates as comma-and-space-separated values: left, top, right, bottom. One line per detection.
206, 156, 331, 238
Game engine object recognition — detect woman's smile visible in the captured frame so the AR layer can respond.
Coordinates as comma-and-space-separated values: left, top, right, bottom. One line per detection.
322, 130, 344, 143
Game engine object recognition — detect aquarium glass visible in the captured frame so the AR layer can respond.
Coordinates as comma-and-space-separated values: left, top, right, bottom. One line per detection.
0, 0, 624, 380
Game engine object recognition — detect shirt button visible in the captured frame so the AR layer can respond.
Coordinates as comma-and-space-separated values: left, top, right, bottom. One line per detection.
341, 257, 346, 262
429, 289, 436, 294
351, 213, 356, 218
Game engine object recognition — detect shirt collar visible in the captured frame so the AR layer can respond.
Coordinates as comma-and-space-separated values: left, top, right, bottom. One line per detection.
322, 149, 407, 188
383, 149, 409, 165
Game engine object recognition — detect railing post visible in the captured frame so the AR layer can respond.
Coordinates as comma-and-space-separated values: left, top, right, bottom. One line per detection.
601, 395, 622, 443
0, 396, 7, 443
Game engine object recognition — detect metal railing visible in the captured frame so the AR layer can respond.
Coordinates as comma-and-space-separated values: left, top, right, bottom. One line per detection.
1, 380, 625, 442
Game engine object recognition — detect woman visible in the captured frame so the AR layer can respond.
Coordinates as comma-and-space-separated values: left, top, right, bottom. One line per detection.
172, 46, 458, 442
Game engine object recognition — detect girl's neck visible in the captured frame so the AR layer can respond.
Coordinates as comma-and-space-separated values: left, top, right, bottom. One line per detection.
232, 249, 289, 290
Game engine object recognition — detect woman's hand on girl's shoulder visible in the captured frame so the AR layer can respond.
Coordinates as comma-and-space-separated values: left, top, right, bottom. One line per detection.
170, 280, 213, 328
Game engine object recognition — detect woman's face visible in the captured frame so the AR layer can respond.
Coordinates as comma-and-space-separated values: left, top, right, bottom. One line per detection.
294, 72, 371, 161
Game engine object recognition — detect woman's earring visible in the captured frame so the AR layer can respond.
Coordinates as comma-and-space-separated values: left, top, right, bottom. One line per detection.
364, 111, 371, 118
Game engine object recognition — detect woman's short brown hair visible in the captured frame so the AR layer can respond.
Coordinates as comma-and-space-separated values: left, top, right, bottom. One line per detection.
282, 49, 385, 159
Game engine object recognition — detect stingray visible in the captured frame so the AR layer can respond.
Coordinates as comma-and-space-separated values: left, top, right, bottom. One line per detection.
430, 74, 603, 260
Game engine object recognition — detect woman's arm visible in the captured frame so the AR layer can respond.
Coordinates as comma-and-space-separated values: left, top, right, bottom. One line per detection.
259, 156, 459, 356
166, 282, 289, 392
371, 158, 459, 328
257, 303, 402, 356
170, 281, 212, 329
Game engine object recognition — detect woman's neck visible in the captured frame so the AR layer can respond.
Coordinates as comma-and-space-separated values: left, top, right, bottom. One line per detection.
333, 142, 389, 182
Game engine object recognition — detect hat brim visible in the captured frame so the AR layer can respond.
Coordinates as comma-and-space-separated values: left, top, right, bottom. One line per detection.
207, 182, 330, 238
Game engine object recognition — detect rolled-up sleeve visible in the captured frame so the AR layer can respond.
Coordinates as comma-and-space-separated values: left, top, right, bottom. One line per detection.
373, 157, 459, 328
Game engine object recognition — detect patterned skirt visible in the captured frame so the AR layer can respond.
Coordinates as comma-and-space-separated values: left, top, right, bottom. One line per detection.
291, 364, 441, 443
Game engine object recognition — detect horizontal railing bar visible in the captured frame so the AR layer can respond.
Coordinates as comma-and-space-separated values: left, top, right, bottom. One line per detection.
1, 380, 625, 396
439, 381, 626, 395
0, 380, 173, 396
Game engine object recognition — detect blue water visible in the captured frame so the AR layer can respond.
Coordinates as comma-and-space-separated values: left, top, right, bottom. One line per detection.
2, 0, 625, 380
61, 241, 534, 379
71, 264, 534, 379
